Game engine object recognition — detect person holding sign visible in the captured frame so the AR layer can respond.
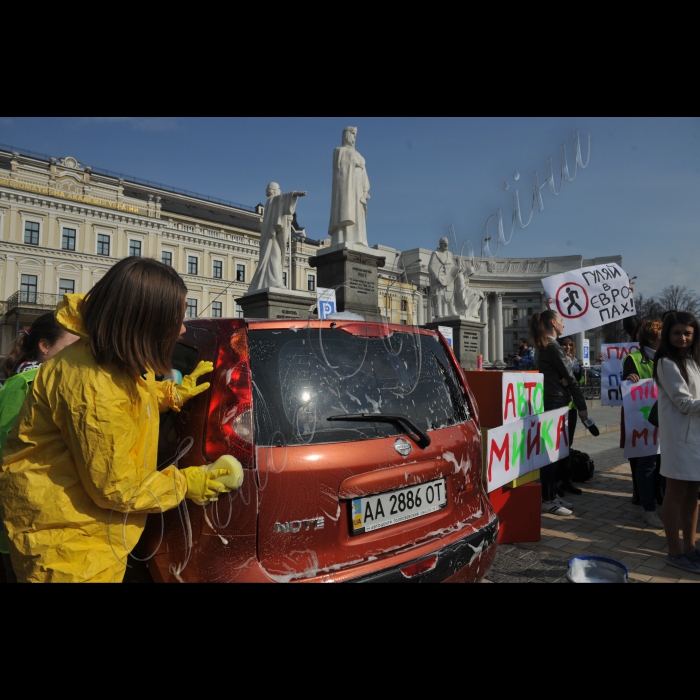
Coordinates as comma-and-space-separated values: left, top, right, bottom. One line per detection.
529, 310, 590, 516
653, 311, 700, 573
622, 319, 663, 528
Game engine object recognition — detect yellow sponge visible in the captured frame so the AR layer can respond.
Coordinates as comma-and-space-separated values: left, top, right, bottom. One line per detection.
207, 455, 244, 490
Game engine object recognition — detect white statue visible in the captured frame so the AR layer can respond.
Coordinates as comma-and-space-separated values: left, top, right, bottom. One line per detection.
428, 237, 484, 319
248, 183, 306, 293
328, 126, 370, 246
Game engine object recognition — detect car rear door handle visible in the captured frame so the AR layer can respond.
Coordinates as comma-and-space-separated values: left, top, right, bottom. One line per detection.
338, 460, 456, 500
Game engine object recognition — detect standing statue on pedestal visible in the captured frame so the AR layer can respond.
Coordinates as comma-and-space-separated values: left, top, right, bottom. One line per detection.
248, 182, 306, 293
328, 126, 370, 246
429, 237, 484, 319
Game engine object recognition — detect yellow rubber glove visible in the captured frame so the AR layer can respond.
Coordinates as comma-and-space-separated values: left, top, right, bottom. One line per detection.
182, 465, 231, 505
175, 361, 214, 407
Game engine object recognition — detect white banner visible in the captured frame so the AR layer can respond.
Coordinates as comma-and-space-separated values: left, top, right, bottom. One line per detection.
622, 378, 660, 458
601, 342, 639, 406
541, 262, 635, 335
485, 406, 569, 492
501, 372, 545, 426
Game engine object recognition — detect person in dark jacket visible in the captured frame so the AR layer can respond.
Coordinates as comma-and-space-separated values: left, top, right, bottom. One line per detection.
530, 310, 589, 516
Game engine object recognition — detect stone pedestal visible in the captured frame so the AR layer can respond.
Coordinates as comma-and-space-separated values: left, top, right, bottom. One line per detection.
236, 287, 315, 320
425, 316, 486, 371
309, 243, 385, 322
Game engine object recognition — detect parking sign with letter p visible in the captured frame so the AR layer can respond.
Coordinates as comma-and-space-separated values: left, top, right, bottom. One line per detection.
316, 287, 337, 319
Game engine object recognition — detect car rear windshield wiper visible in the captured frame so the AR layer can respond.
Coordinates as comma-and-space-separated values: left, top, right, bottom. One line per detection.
327, 413, 431, 449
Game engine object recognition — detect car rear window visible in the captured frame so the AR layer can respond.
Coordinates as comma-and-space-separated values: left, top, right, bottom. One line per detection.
248, 328, 470, 446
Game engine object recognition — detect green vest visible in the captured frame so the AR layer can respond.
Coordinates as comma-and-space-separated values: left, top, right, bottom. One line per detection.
629, 350, 654, 380
0, 367, 37, 554
0, 368, 38, 453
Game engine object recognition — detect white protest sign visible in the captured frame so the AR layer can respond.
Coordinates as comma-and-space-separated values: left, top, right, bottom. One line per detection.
316, 287, 337, 319
622, 378, 660, 458
501, 372, 545, 426
582, 339, 590, 368
601, 342, 639, 406
486, 406, 569, 492
438, 326, 453, 348
541, 262, 635, 335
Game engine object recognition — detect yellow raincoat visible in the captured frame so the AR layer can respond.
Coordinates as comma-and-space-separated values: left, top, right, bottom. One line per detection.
0, 294, 189, 582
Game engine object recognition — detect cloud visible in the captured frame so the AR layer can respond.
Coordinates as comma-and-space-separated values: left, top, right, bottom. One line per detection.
78, 117, 180, 132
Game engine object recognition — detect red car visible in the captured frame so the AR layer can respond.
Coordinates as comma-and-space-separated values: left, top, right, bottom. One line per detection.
136, 318, 498, 582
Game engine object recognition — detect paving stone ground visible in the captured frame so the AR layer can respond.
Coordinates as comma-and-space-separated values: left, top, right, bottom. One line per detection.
483, 429, 700, 584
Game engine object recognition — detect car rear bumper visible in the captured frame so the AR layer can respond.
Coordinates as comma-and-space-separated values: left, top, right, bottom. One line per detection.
349, 517, 499, 583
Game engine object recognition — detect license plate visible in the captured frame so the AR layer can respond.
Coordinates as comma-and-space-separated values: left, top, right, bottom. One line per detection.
350, 478, 447, 535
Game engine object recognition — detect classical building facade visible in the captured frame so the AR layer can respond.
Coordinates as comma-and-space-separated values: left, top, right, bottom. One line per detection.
0, 147, 331, 354
0, 145, 620, 364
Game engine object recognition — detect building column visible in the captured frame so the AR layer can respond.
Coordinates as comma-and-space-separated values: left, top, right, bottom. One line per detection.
4, 254, 16, 299
416, 288, 425, 326
495, 292, 504, 364
488, 294, 496, 361
44, 261, 55, 295
540, 291, 548, 311
480, 293, 490, 364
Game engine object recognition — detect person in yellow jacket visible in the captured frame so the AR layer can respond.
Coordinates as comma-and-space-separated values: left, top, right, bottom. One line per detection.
0, 257, 233, 583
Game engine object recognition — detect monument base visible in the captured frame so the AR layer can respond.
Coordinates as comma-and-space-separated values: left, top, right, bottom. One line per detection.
236, 287, 315, 320
425, 317, 486, 371
309, 244, 385, 322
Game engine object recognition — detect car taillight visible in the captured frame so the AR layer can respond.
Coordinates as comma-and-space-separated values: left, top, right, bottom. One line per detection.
205, 325, 254, 467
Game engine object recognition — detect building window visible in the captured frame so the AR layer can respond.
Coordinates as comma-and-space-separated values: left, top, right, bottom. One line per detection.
20, 274, 38, 302
236, 264, 246, 282
129, 240, 142, 257
188, 256, 198, 275
62, 228, 76, 251
24, 221, 40, 245
282, 272, 287, 287
58, 278, 75, 296
213, 260, 222, 279
97, 234, 110, 256
307, 274, 315, 292
186, 298, 198, 318
162, 251, 172, 267
401, 299, 408, 312
401, 319, 407, 325
212, 301, 223, 318
527, 307, 533, 316
235, 303, 244, 318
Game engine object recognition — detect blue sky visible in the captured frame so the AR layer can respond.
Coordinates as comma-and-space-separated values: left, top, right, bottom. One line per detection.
1, 117, 698, 298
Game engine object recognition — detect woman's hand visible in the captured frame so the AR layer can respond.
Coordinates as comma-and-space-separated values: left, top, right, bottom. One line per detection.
175, 361, 214, 406
578, 409, 589, 422
559, 377, 570, 387
598, 352, 605, 363
626, 373, 640, 383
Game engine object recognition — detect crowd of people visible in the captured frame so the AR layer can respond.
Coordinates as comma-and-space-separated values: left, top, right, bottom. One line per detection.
0, 258, 235, 583
528, 302, 700, 575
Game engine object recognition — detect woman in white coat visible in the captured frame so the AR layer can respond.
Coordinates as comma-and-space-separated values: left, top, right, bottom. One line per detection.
654, 311, 700, 574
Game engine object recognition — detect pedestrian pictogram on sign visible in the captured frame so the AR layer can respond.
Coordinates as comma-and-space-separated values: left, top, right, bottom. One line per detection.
555, 282, 589, 319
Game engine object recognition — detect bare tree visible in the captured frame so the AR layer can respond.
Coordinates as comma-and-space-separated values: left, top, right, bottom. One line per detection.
657, 285, 700, 316
635, 293, 664, 319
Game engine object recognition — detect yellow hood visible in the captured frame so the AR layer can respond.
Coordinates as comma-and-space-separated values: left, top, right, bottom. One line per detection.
55, 293, 88, 340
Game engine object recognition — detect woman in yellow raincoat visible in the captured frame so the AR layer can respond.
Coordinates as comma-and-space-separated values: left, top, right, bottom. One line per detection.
0, 257, 232, 583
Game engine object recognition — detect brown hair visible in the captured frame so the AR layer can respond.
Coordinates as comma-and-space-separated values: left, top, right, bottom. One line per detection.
2, 312, 67, 377
653, 311, 700, 384
638, 318, 663, 349
529, 310, 559, 351
81, 257, 187, 377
